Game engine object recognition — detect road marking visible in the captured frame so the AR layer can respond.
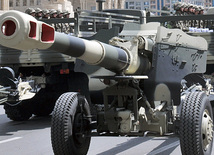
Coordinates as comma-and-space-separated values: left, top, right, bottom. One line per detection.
147, 140, 180, 155
0, 137, 22, 144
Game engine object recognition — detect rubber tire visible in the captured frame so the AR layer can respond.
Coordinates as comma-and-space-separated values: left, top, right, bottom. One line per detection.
4, 104, 32, 121
32, 89, 56, 117
33, 101, 54, 117
180, 92, 213, 155
51, 92, 91, 155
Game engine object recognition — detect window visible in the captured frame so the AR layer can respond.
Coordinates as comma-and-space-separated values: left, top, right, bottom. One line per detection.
9, 0, 13, 7
136, 6, 141, 10
125, 2, 128, 9
23, 0, 27, 6
151, 6, 156, 9
30, 0, 34, 6
151, 1, 156, 4
144, 1, 149, 5
16, 0, 20, 6
129, 6, 134, 9
91, 6, 96, 10
37, 0, 41, 5
129, 2, 134, 5
136, 2, 141, 6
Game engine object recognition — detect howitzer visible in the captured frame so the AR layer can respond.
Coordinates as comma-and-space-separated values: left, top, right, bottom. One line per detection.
0, 10, 213, 155
0, 11, 150, 75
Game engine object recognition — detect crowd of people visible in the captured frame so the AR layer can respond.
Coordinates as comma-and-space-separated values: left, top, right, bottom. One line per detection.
25, 8, 73, 34
172, 2, 208, 32
25, 8, 71, 19
25, 4, 211, 34
174, 2, 204, 15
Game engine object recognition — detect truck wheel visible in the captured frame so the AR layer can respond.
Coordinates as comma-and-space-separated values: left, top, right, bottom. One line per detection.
4, 103, 32, 121
51, 92, 91, 155
32, 97, 55, 117
33, 102, 54, 117
32, 89, 55, 117
180, 92, 213, 155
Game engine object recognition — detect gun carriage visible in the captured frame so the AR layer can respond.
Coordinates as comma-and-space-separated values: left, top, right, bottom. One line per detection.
0, 10, 214, 155
0, 9, 145, 121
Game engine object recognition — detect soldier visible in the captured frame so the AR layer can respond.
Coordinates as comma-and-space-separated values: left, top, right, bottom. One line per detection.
190, 5, 197, 27
193, 6, 200, 28
183, 3, 189, 15
194, 6, 200, 15
35, 8, 43, 20
54, 10, 64, 32
49, 9, 58, 31
57, 10, 64, 18
199, 6, 204, 15
25, 8, 36, 17
42, 9, 50, 19
198, 6, 205, 28
50, 9, 58, 18
180, 3, 186, 14
63, 10, 70, 19
63, 10, 74, 34
173, 2, 186, 30
192, 5, 196, 14
180, 3, 189, 31
174, 2, 182, 15
171, 2, 180, 28
185, 4, 194, 28
187, 4, 194, 15
194, 5, 203, 28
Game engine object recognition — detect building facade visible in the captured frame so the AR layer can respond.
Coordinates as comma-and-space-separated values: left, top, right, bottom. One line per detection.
70, 0, 96, 10
70, 0, 125, 11
1, 0, 212, 15
125, 0, 211, 12
103, 0, 125, 9
1, 0, 125, 15
8, 0, 73, 13
0, 0, 10, 10
203, 0, 212, 8
124, 0, 174, 11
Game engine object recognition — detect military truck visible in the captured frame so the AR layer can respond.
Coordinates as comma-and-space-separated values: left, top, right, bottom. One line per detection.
0, 9, 146, 121
0, 10, 213, 155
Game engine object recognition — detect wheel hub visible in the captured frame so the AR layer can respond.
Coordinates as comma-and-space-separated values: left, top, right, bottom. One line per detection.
202, 109, 213, 151
73, 113, 89, 145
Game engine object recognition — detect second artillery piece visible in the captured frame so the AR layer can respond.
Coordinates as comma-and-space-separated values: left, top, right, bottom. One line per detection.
0, 10, 213, 155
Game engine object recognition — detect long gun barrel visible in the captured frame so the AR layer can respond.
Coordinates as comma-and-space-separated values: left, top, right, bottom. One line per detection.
0, 10, 142, 74
0, 10, 208, 76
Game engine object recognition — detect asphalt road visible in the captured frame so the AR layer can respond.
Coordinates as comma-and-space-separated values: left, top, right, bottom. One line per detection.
0, 105, 213, 155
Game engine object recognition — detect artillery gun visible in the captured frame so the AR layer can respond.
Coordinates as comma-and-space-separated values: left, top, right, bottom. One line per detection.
0, 10, 213, 155
0, 9, 145, 121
